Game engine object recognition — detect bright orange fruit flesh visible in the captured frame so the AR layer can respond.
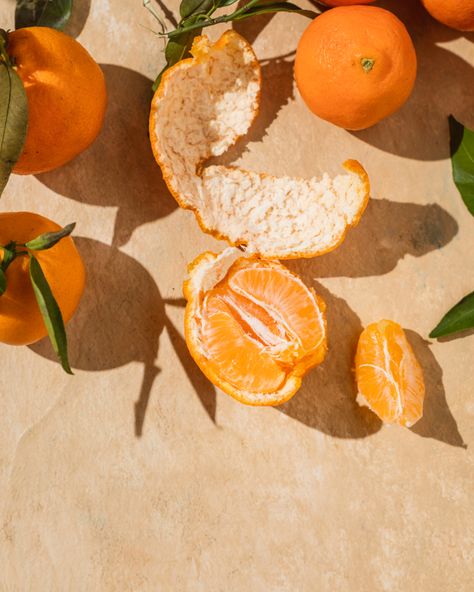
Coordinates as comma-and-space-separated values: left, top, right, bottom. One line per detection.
355, 320, 425, 427
185, 256, 327, 405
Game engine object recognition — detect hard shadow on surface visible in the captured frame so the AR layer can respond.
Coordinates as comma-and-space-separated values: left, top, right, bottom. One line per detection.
350, 0, 474, 160
64, 0, 91, 38
406, 330, 466, 448
278, 280, 382, 438
304, 199, 458, 278
29, 239, 215, 436
36, 65, 177, 248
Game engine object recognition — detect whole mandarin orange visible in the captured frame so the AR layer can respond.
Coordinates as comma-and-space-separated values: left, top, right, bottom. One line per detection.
295, 7, 417, 130
422, 0, 474, 31
7, 27, 106, 175
0, 212, 85, 346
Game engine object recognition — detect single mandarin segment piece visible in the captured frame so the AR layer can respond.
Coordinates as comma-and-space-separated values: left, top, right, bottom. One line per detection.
7, 27, 107, 175
0, 212, 85, 346
355, 320, 425, 427
421, 0, 474, 31
295, 7, 417, 130
184, 249, 327, 405
149, 31, 370, 259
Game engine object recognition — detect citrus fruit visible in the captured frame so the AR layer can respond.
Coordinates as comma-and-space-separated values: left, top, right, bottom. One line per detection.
7, 27, 107, 175
421, 0, 474, 31
150, 31, 370, 259
0, 212, 85, 346
184, 249, 327, 405
355, 320, 425, 427
295, 7, 417, 130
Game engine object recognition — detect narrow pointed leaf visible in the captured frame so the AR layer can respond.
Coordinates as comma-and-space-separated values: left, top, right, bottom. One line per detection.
218, 0, 240, 6
430, 291, 474, 338
0, 267, 6, 295
26, 222, 75, 251
234, 2, 317, 19
15, 0, 73, 30
29, 255, 73, 374
0, 63, 28, 196
449, 115, 474, 216
180, 0, 214, 19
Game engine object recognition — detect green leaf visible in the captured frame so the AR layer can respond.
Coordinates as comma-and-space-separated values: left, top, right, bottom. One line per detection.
0, 62, 28, 197
15, 0, 73, 30
234, 1, 317, 20
180, 0, 214, 19
29, 255, 73, 374
25, 222, 75, 251
153, 28, 200, 91
430, 291, 474, 338
218, 0, 240, 6
0, 267, 6, 296
449, 115, 474, 216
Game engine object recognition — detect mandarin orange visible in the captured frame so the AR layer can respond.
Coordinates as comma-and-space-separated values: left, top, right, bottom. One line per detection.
295, 6, 417, 130
0, 212, 85, 346
422, 0, 474, 31
355, 320, 425, 427
7, 27, 106, 175
184, 250, 327, 405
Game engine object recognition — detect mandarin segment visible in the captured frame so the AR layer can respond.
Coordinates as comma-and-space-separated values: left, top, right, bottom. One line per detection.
355, 320, 425, 427
184, 249, 328, 405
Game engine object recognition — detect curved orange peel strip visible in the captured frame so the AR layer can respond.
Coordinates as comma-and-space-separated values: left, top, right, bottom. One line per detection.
150, 30, 370, 259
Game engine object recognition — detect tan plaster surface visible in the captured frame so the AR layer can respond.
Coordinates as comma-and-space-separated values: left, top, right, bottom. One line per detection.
0, 0, 473, 590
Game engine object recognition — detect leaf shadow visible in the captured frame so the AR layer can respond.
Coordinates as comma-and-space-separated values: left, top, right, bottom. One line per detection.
406, 330, 466, 448
35, 65, 177, 248
304, 198, 458, 278
349, 0, 474, 160
29, 238, 216, 436
278, 278, 382, 438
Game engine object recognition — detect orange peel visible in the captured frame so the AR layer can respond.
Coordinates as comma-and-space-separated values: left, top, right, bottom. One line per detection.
150, 30, 370, 259
184, 248, 328, 406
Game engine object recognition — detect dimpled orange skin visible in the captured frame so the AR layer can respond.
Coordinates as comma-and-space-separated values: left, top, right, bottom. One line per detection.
295, 7, 417, 130
7, 27, 107, 175
0, 212, 86, 346
422, 0, 474, 31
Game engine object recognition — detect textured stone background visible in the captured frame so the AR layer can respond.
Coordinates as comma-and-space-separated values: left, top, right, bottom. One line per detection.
0, 0, 473, 590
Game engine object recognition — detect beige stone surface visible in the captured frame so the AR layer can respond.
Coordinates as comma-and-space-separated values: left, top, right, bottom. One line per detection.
1, 0, 473, 589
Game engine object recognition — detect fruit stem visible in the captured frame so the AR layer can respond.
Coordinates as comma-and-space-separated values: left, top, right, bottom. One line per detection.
361, 57, 375, 73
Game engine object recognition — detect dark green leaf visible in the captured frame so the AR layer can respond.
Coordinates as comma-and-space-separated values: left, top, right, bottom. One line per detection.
430, 291, 474, 338
15, 0, 73, 30
0, 63, 28, 197
180, 0, 214, 19
234, 1, 317, 19
218, 0, 240, 6
25, 222, 75, 251
29, 255, 73, 374
153, 28, 201, 91
449, 115, 474, 216
0, 267, 6, 295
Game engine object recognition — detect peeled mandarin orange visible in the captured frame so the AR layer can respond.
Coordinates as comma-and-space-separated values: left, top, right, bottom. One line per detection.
422, 0, 474, 31
184, 249, 327, 405
295, 7, 417, 130
355, 320, 425, 427
7, 27, 106, 175
0, 212, 85, 346
149, 31, 370, 259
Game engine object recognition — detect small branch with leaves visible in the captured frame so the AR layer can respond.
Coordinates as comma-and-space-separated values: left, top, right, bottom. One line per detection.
145, 0, 319, 91
0, 223, 76, 373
